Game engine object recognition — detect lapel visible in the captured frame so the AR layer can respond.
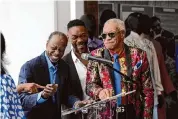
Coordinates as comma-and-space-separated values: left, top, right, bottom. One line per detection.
55, 60, 63, 111
103, 45, 133, 91
124, 44, 133, 81
103, 49, 115, 93
68, 52, 81, 82
39, 52, 50, 85
56, 60, 64, 89
67, 52, 84, 99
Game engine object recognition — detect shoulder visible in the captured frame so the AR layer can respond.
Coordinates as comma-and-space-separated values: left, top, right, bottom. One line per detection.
59, 59, 69, 68
125, 43, 143, 52
20, 53, 44, 70
124, 33, 137, 47
162, 29, 174, 38
1, 74, 12, 80
27, 54, 43, 65
127, 45, 147, 57
90, 47, 105, 57
62, 52, 72, 62
1, 74, 16, 89
124, 34, 133, 42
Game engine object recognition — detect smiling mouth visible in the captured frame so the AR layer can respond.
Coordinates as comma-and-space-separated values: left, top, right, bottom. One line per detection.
52, 55, 60, 60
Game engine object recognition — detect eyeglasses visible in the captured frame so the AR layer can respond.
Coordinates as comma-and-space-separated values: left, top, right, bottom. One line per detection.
100, 31, 120, 40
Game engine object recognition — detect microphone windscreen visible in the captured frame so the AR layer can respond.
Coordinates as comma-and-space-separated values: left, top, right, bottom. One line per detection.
81, 53, 89, 60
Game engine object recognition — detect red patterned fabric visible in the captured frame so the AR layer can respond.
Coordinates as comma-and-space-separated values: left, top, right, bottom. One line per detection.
86, 47, 154, 119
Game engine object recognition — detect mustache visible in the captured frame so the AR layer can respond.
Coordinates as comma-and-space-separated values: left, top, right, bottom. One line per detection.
76, 41, 88, 46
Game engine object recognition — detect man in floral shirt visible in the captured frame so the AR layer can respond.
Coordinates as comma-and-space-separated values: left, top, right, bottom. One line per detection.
85, 18, 154, 119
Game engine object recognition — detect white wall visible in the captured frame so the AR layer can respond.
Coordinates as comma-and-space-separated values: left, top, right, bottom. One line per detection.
55, 1, 71, 55
55, 0, 84, 55
0, 1, 55, 85
0, 0, 85, 85
76, 1, 84, 19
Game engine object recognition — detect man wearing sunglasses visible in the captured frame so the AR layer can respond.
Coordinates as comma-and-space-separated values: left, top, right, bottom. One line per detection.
85, 18, 154, 119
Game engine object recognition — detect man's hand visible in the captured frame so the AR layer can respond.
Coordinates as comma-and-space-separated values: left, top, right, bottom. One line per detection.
41, 84, 58, 99
17, 83, 45, 94
74, 100, 94, 109
98, 89, 112, 100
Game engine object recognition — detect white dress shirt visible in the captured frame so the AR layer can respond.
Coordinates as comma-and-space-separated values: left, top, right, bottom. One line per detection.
71, 50, 89, 100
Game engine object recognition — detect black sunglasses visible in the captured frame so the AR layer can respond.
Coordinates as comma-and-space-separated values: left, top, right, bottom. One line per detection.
100, 31, 119, 40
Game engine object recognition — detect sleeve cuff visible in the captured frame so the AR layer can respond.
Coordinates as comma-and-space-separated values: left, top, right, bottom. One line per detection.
68, 95, 80, 107
37, 92, 47, 104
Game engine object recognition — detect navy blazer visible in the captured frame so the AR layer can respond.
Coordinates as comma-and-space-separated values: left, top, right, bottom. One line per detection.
18, 52, 78, 119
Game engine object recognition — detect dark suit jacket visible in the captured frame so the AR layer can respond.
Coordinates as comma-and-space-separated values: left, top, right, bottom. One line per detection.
63, 52, 84, 119
18, 52, 78, 119
63, 52, 83, 100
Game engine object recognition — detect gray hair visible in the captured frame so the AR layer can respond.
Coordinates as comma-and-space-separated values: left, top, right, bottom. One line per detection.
104, 18, 126, 34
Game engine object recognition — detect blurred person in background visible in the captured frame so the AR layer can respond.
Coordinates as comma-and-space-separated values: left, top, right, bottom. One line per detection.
80, 14, 103, 52
151, 16, 175, 59
124, 12, 164, 119
99, 9, 117, 35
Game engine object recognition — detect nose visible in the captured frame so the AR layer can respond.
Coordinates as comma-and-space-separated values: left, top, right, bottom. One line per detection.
77, 37, 84, 42
54, 50, 60, 56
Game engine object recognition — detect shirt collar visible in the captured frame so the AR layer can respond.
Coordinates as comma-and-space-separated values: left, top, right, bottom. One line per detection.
71, 49, 79, 63
108, 46, 126, 58
45, 52, 57, 70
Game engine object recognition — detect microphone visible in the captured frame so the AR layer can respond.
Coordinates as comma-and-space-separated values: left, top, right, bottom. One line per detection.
81, 53, 132, 82
81, 53, 113, 65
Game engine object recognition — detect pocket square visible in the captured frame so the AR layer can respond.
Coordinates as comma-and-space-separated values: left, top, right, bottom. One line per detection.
133, 60, 142, 70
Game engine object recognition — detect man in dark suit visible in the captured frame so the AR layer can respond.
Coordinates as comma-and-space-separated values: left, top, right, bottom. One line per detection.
63, 19, 91, 118
151, 16, 175, 59
18, 31, 80, 119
